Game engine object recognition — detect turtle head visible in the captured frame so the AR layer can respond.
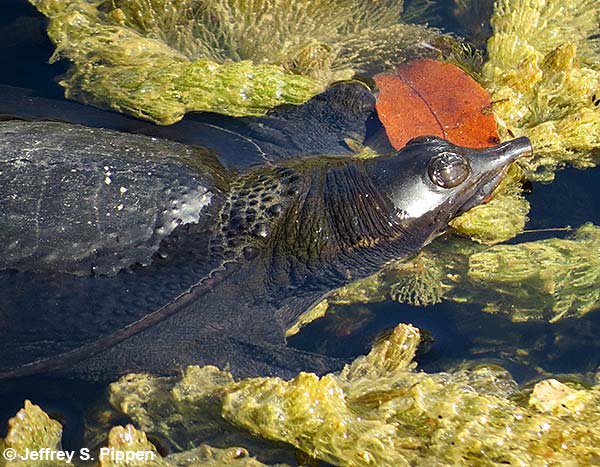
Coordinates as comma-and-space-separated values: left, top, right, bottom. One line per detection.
366, 135, 533, 241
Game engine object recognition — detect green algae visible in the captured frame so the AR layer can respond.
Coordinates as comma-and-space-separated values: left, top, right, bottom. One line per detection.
450, 165, 530, 244
387, 251, 446, 306
1, 400, 288, 467
108, 366, 235, 451
320, 223, 600, 322
483, 0, 600, 182
29, 0, 322, 124
29, 0, 447, 124
106, 366, 299, 465
467, 223, 600, 322
99, 425, 159, 467
1, 401, 65, 467
153, 325, 600, 466
99, 424, 280, 467
7, 325, 600, 466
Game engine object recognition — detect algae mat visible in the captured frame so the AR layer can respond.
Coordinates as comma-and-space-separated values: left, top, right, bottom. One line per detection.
29, 0, 446, 124
3, 325, 600, 466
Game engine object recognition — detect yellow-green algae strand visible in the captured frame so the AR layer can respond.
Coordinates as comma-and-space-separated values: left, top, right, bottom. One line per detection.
483, 0, 600, 182
154, 325, 600, 466
7, 325, 600, 466
319, 223, 600, 322
467, 223, 600, 322
449, 165, 530, 244
29, 0, 321, 124
1, 401, 288, 467
29, 0, 447, 124
99, 424, 280, 467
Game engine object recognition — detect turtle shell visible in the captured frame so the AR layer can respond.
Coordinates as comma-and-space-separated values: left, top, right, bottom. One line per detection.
0, 120, 228, 276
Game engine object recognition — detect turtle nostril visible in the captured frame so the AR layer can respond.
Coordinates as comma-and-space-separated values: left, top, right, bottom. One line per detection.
497, 136, 533, 161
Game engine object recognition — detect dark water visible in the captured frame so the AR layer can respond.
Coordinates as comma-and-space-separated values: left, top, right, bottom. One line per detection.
1, 0, 599, 456
0, 0, 68, 97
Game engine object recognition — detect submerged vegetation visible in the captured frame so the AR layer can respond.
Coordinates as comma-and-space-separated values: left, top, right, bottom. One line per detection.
29, 0, 448, 124
450, 0, 600, 239
322, 223, 600, 323
449, 164, 530, 244
483, 0, 600, 182
468, 223, 600, 321
4, 325, 600, 466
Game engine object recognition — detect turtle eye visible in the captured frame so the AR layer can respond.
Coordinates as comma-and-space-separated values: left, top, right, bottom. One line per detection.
427, 152, 471, 188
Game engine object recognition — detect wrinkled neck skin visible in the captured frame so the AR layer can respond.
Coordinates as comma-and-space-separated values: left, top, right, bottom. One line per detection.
219, 156, 434, 308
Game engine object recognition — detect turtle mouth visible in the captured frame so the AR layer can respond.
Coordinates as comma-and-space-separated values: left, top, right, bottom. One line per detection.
456, 137, 533, 216
458, 166, 511, 214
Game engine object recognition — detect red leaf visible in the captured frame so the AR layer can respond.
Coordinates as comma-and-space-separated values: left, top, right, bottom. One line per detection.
374, 59, 500, 149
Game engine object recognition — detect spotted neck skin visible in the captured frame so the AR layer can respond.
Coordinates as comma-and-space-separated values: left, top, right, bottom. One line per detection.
213, 157, 430, 294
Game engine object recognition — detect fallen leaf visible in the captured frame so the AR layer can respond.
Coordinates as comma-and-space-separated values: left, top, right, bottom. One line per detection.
375, 59, 500, 149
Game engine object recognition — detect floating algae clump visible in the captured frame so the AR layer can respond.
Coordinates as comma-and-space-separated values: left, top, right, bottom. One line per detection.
483, 0, 600, 181
6, 326, 600, 466
29, 0, 447, 124
449, 165, 530, 244
1, 401, 64, 467
100, 424, 279, 467
1, 402, 287, 467
107, 366, 300, 465
387, 251, 446, 305
99, 425, 158, 467
29, 0, 320, 124
317, 223, 600, 322
467, 223, 600, 322
222, 324, 600, 466
104, 324, 600, 467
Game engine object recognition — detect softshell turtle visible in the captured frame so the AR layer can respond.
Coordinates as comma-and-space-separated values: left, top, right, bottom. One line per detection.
0, 83, 532, 381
